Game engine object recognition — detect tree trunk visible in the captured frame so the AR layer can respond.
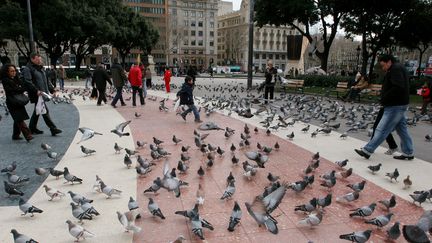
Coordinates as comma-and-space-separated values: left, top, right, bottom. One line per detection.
368, 52, 378, 81
417, 47, 424, 78
75, 54, 84, 71
50, 55, 60, 67
361, 32, 368, 75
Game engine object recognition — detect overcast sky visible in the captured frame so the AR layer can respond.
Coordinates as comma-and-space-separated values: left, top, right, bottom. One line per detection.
226, 0, 241, 11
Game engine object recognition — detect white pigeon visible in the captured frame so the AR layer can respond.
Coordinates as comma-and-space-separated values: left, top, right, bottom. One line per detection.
77, 127, 102, 144
111, 120, 131, 137
66, 220, 95, 241
43, 184, 65, 201
116, 211, 141, 233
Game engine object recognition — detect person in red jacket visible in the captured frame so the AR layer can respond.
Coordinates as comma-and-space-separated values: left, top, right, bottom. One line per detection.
163, 67, 172, 93
420, 82, 431, 115
128, 63, 144, 106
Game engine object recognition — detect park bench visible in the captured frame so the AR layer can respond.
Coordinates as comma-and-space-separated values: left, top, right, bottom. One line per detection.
359, 84, 382, 101
333, 81, 349, 98
281, 79, 304, 93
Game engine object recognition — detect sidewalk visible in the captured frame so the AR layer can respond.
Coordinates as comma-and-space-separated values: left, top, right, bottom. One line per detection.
0, 82, 431, 242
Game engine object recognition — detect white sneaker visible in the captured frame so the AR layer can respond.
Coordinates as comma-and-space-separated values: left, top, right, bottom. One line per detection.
384, 148, 397, 155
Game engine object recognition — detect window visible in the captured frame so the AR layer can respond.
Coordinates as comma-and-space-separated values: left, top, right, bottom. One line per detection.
191, 30, 196, 36
191, 11, 196, 17
184, 20, 188, 26
191, 40, 196, 46
190, 2, 196, 8
209, 31, 214, 37
184, 50, 188, 54
209, 41, 214, 46
191, 21, 196, 27
197, 2, 203, 8
198, 11, 203, 17
210, 22, 214, 28
281, 54, 285, 59
184, 30, 188, 36
262, 54, 266, 59
183, 10, 188, 17
269, 54, 273, 59
172, 9, 177, 15
184, 40, 188, 45
255, 54, 259, 59
275, 54, 279, 59
198, 21, 203, 27
210, 12, 214, 18
198, 31, 203, 37
198, 40, 203, 46
172, 1, 176, 6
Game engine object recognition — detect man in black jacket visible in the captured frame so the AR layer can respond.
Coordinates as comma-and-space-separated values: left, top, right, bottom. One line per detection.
355, 54, 414, 160
264, 61, 277, 103
177, 76, 201, 123
92, 63, 112, 106
110, 59, 127, 108
22, 53, 62, 136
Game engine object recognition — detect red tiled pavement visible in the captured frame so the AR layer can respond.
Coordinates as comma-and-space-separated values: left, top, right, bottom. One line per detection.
114, 94, 424, 243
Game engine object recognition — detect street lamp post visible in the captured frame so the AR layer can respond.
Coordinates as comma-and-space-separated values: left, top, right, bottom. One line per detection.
356, 45, 361, 73
26, 0, 35, 53
247, 0, 254, 89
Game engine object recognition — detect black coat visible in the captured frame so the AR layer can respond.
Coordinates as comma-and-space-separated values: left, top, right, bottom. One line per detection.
2, 76, 29, 121
21, 63, 54, 103
380, 63, 410, 106
177, 83, 194, 105
264, 67, 277, 87
92, 67, 112, 90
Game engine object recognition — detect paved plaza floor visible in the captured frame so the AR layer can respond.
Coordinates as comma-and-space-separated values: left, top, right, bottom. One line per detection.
0, 76, 431, 242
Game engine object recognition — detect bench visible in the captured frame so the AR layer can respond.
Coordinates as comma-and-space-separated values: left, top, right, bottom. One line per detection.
333, 81, 348, 98
359, 84, 382, 101
281, 79, 304, 93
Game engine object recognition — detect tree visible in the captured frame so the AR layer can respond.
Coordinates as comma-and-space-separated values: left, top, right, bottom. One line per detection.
254, 0, 353, 72
341, 0, 418, 77
224, 29, 246, 65
396, 1, 432, 77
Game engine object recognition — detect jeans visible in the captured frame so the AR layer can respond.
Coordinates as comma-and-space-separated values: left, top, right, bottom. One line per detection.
142, 81, 147, 98
111, 87, 125, 106
59, 78, 64, 90
184, 104, 200, 120
371, 107, 398, 150
85, 77, 92, 89
363, 105, 413, 156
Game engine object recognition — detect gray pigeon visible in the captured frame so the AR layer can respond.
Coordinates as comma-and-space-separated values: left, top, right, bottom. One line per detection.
378, 195, 397, 211
100, 181, 122, 198
262, 183, 288, 213
41, 143, 51, 151
336, 191, 359, 203
77, 127, 102, 144
1, 161, 17, 173
298, 210, 323, 227
10, 229, 39, 243
111, 120, 131, 137
387, 221, 401, 240
385, 168, 400, 182
66, 220, 95, 241
117, 211, 141, 233
349, 203, 376, 217
295, 198, 318, 213
19, 198, 43, 217
114, 143, 123, 154
70, 202, 92, 223
227, 201, 242, 232
410, 191, 429, 206
191, 213, 205, 240
128, 196, 141, 219
148, 198, 165, 219
80, 145, 95, 156
4, 181, 24, 197
7, 173, 29, 185
124, 154, 132, 168
79, 199, 99, 216
160, 160, 189, 197
63, 167, 83, 184
220, 180, 236, 200
365, 213, 393, 228
47, 151, 59, 160
68, 191, 93, 204
245, 197, 278, 234
402, 210, 432, 243
339, 229, 372, 243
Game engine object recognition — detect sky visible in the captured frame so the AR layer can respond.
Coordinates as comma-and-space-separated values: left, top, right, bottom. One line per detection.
226, 0, 241, 11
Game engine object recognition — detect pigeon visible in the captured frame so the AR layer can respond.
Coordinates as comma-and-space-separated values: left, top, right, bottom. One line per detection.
295, 198, 318, 213
7, 173, 29, 185
379, 195, 397, 211
136, 140, 147, 149
274, 142, 280, 151
403, 175, 412, 189
143, 178, 162, 194
320, 177, 336, 190
197, 166, 205, 177
301, 124, 310, 132
349, 203, 376, 217
227, 201, 242, 232
286, 131, 294, 140
1, 161, 17, 173
136, 165, 152, 176
410, 191, 429, 206
172, 135, 182, 145
114, 143, 123, 154
40, 142, 52, 150
153, 136, 164, 146
123, 154, 132, 169
43, 185, 65, 201
289, 180, 307, 193
63, 167, 83, 184
245, 197, 278, 234
335, 159, 348, 168
231, 155, 239, 165
425, 134, 431, 142
10, 229, 39, 243
385, 168, 400, 182
66, 220, 95, 241
365, 213, 393, 228
242, 161, 258, 179
77, 127, 102, 144
128, 196, 141, 218
317, 193, 332, 209
110, 120, 131, 137
47, 151, 59, 160
347, 180, 366, 192
221, 180, 236, 200
68, 191, 93, 204
298, 210, 323, 227
336, 168, 353, 179
80, 145, 95, 156
387, 221, 401, 240
174, 204, 214, 230
181, 145, 190, 153
216, 146, 225, 156
340, 132, 348, 139
339, 229, 372, 243
196, 183, 205, 205
169, 235, 186, 243
125, 148, 139, 157
191, 213, 205, 240
3, 181, 24, 197
230, 143, 236, 153
100, 181, 122, 198
48, 168, 64, 179
70, 202, 93, 223
148, 197, 165, 219
34, 167, 48, 177
19, 198, 43, 217
117, 211, 141, 233
402, 210, 432, 243
161, 160, 189, 197
79, 199, 99, 216
336, 191, 359, 203
368, 163, 382, 174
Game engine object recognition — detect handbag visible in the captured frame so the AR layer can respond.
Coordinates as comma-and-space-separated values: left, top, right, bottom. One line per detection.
8, 93, 29, 106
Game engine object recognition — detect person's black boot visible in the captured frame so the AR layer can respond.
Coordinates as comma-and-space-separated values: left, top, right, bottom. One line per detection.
51, 128, 63, 136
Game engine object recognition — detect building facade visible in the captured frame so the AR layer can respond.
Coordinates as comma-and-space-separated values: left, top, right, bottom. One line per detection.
166, 0, 218, 73
217, 0, 307, 73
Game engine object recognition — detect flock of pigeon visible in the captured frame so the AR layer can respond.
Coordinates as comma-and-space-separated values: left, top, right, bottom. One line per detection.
1, 80, 432, 243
